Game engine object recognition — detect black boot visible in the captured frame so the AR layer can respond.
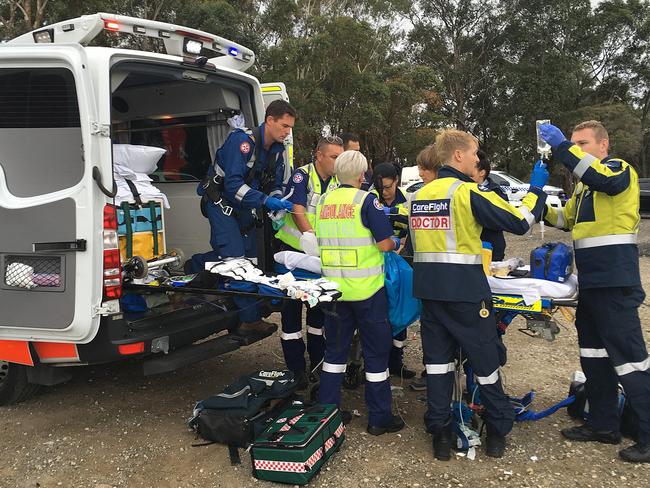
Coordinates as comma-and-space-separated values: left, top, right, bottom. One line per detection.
561, 424, 621, 444
367, 414, 405, 436
432, 423, 453, 461
619, 443, 650, 463
485, 424, 506, 458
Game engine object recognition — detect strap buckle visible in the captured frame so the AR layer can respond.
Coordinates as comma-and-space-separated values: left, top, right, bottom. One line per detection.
220, 202, 233, 216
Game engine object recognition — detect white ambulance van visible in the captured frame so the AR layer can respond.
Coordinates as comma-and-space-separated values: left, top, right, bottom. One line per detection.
0, 13, 290, 404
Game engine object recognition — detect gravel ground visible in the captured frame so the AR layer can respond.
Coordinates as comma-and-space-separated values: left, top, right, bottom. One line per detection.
3, 222, 650, 488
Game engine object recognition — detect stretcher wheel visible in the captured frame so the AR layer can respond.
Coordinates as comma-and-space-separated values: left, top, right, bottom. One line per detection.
123, 255, 148, 279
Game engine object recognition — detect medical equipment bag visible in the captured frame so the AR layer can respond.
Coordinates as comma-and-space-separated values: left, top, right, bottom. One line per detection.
530, 242, 573, 283
250, 404, 345, 485
384, 252, 421, 334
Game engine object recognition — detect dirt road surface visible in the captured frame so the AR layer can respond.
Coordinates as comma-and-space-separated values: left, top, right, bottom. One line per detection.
3, 222, 650, 488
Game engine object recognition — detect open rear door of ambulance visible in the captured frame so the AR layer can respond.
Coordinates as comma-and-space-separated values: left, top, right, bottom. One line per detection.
0, 45, 101, 349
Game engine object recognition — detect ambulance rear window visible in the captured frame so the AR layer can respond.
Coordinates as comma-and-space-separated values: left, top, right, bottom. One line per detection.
0, 68, 80, 128
0, 67, 83, 197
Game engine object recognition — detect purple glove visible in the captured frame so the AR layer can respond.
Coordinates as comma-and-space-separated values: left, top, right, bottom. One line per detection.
539, 123, 566, 149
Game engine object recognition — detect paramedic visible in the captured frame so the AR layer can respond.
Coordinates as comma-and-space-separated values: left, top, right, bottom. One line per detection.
275, 136, 344, 384
191, 100, 295, 336
371, 162, 416, 380
315, 150, 404, 435
472, 150, 509, 261
541, 120, 650, 463
411, 129, 548, 459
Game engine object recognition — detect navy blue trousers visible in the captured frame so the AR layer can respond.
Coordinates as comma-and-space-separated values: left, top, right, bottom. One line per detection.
190, 200, 260, 323
420, 298, 513, 436
280, 300, 325, 373
576, 286, 650, 443
319, 288, 393, 427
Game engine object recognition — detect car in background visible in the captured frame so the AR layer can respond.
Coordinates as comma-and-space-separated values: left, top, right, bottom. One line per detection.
640, 178, 650, 218
491, 171, 566, 209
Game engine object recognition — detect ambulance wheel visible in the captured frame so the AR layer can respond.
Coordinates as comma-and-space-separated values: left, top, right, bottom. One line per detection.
0, 362, 40, 406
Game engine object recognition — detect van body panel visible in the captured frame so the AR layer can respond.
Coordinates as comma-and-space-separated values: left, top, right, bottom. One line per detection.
0, 45, 100, 343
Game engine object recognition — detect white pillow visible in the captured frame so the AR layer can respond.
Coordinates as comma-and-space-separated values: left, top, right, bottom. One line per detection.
112, 144, 166, 175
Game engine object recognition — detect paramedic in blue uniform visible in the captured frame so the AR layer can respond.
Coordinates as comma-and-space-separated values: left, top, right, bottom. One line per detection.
191, 100, 295, 335
275, 136, 344, 384
315, 150, 404, 435
541, 120, 650, 463
410, 129, 548, 460
371, 162, 416, 380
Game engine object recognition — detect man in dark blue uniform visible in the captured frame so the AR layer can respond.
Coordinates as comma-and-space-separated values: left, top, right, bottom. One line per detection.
190, 100, 295, 335
541, 120, 650, 463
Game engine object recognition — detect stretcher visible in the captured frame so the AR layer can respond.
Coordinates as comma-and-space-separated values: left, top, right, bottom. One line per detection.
489, 271, 578, 341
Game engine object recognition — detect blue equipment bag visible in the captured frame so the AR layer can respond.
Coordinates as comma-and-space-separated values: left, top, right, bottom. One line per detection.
530, 242, 573, 283
384, 252, 421, 335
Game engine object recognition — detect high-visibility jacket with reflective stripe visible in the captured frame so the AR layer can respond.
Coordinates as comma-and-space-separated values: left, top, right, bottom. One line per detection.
371, 187, 409, 238
544, 142, 640, 288
315, 187, 384, 301
276, 164, 339, 250
410, 166, 546, 302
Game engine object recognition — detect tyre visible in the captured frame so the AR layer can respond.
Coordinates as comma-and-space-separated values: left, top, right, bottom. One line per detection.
0, 361, 40, 406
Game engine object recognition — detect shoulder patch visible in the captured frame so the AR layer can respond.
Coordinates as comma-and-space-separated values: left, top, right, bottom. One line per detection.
373, 198, 384, 211
292, 172, 304, 184
240, 141, 251, 154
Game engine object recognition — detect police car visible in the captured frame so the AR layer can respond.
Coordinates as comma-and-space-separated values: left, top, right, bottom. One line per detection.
0, 13, 291, 404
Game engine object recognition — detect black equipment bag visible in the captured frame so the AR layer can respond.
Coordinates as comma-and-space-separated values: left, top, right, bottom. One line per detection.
188, 370, 300, 449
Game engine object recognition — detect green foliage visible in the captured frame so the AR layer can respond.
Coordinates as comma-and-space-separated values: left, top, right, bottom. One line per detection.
1, 0, 648, 181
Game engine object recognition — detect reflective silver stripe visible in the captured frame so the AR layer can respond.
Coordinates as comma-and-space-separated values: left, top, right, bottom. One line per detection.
393, 339, 404, 348
476, 369, 500, 385
318, 237, 376, 246
414, 252, 482, 265
235, 183, 252, 202
556, 207, 566, 229
426, 363, 455, 375
322, 362, 347, 373
519, 205, 535, 227
574, 153, 597, 179
281, 331, 302, 341
614, 356, 650, 376
280, 224, 303, 238
307, 326, 323, 336
580, 348, 609, 358
353, 190, 367, 205
365, 369, 389, 382
444, 180, 463, 252
322, 265, 384, 278
574, 234, 637, 249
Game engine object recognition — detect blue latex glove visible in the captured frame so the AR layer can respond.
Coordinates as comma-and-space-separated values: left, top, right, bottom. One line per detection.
264, 196, 293, 212
529, 160, 549, 189
539, 123, 566, 149
391, 236, 401, 250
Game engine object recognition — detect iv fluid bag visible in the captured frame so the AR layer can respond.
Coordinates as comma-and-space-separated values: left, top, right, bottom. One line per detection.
536, 119, 551, 157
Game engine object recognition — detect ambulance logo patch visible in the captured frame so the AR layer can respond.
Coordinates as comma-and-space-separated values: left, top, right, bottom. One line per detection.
293, 172, 304, 184
373, 198, 384, 211
240, 142, 251, 154
410, 199, 451, 230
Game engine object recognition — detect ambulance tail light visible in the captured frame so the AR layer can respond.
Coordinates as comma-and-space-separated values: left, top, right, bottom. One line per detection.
118, 342, 145, 355
103, 205, 122, 301
104, 20, 120, 32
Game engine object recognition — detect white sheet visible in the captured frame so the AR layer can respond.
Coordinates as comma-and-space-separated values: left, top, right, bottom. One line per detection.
488, 272, 578, 305
274, 251, 322, 274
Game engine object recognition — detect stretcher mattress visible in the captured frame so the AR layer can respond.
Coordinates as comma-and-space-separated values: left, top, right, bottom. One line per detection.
274, 251, 321, 274
488, 269, 578, 305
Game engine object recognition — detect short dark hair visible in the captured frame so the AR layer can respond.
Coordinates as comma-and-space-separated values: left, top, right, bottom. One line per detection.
316, 135, 344, 153
476, 149, 490, 177
265, 99, 297, 121
341, 132, 360, 145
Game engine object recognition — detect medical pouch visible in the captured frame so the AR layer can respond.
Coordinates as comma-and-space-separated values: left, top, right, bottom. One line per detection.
188, 370, 300, 449
250, 404, 345, 485
384, 252, 421, 334
530, 242, 573, 283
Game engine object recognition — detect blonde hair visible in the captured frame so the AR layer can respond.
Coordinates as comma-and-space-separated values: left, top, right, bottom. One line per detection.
334, 150, 368, 184
573, 120, 609, 142
416, 144, 440, 172
435, 129, 478, 164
